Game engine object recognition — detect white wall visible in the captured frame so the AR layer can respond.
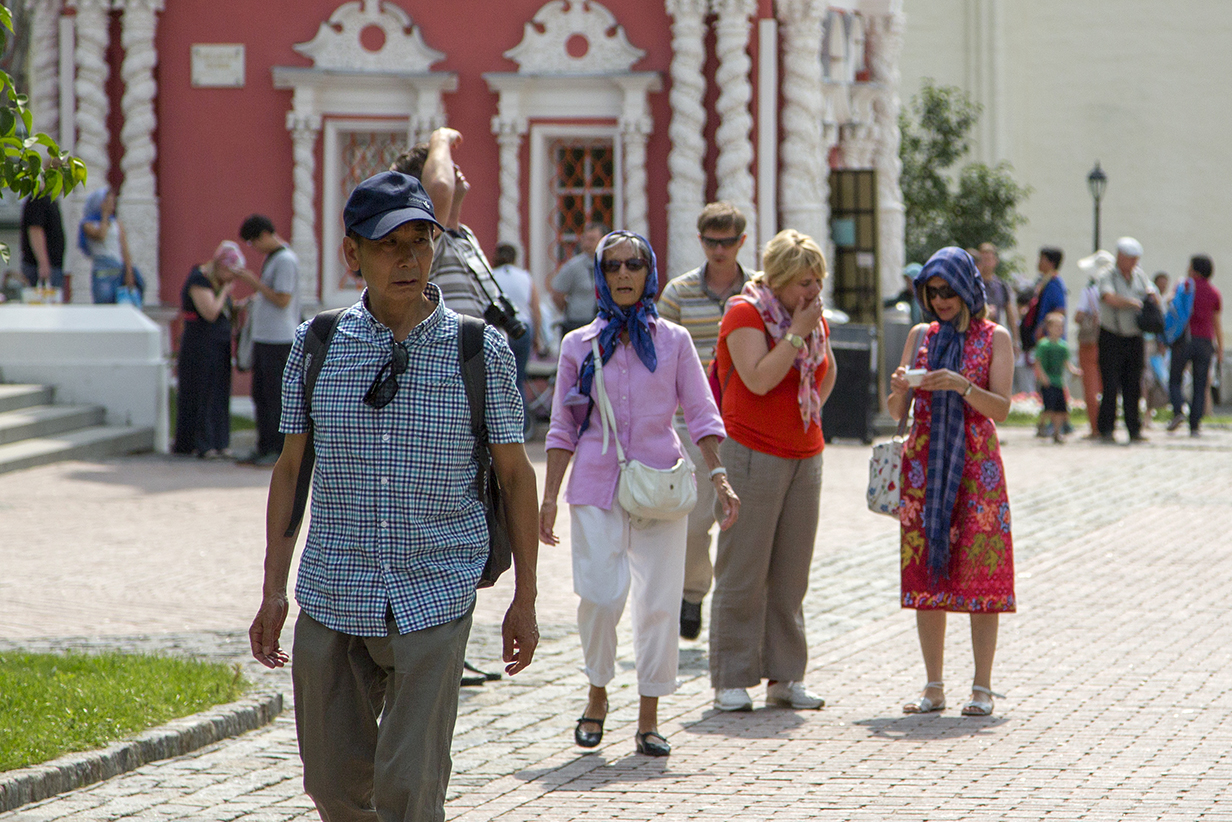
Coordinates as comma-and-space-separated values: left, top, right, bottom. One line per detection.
899, 0, 1232, 335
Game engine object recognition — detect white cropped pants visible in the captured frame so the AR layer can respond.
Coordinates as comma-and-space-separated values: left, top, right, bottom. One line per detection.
570, 504, 688, 698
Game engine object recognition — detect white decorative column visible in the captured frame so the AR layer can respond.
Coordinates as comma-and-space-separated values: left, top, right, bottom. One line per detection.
620, 115, 653, 240
117, 0, 163, 304
868, 7, 906, 294
69, 0, 111, 302
664, 0, 708, 277
30, 0, 61, 138
287, 110, 322, 309
712, 0, 758, 268
492, 115, 528, 251
776, 0, 827, 247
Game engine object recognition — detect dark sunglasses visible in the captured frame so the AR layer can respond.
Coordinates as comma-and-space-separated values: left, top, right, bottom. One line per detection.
925, 284, 958, 301
363, 342, 408, 409
600, 258, 649, 274
700, 235, 743, 249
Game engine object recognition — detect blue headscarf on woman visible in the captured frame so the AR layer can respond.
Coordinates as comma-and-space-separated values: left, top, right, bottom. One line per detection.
573, 230, 660, 434
77, 187, 111, 256
912, 247, 986, 580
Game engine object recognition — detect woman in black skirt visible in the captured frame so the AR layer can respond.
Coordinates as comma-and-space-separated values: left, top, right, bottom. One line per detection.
174, 241, 245, 457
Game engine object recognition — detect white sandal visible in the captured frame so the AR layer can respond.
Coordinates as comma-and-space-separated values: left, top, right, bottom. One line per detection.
961, 685, 1004, 717
903, 681, 945, 714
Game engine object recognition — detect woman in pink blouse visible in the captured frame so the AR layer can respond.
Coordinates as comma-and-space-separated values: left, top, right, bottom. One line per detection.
540, 230, 740, 757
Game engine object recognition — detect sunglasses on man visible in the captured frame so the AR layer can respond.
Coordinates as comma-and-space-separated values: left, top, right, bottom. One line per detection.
364, 341, 408, 409
700, 235, 743, 249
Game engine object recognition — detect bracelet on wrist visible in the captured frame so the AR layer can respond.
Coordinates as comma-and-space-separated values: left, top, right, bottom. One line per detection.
962, 380, 974, 397
709, 466, 728, 478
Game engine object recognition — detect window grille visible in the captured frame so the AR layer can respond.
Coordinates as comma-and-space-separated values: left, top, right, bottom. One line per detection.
548, 139, 615, 271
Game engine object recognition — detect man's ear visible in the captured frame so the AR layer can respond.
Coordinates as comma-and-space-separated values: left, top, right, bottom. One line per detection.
342, 235, 362, 274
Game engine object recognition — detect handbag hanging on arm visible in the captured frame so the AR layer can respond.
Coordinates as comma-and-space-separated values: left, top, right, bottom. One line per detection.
591, 338, 697, 528
867, 390, 913, 518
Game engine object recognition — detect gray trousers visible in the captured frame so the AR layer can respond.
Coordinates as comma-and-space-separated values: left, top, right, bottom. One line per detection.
676, 419, 718, 605
292, 607, 472, 822
709, 439, 822, 689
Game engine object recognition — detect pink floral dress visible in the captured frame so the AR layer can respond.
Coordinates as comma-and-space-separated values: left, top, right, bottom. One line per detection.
900, 318, 1015, 612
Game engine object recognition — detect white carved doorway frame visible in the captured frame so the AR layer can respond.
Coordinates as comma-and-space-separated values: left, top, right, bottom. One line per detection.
320, 117, 414, 308
527, 123, 623, 291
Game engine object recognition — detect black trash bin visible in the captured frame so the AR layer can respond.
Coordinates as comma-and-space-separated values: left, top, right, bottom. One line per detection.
822, 323, 877, 443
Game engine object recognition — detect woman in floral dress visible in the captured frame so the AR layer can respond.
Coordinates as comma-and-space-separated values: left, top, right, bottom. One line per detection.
887, 247, 1015, 717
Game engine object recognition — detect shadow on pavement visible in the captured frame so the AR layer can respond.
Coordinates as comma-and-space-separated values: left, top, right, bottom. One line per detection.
683, 707, 808, 738
853, 714, 1009, 739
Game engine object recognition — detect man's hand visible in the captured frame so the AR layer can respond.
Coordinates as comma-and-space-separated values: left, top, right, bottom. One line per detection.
249, 593, 291, 668
501, 598, 538, 676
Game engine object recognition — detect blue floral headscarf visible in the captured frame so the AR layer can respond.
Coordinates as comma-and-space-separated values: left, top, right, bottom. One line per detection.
77, 187, 111, 256
912, 247, 986, 580
573, 230, 660, 434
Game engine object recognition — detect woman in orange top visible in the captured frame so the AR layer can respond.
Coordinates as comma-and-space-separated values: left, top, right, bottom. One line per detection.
708, 229, 837, 712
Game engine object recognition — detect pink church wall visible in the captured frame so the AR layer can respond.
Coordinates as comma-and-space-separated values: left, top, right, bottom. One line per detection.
154, 1, 687, 309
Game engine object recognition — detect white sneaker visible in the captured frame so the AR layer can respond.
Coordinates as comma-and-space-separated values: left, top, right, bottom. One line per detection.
766, 681, 825, 710
714, 688, 753, 712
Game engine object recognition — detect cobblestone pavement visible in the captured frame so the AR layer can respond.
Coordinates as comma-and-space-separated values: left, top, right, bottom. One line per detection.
2, 424, 1232, 821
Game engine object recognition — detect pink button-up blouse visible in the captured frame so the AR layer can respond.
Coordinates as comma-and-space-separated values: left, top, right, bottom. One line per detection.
545, 317, 726, 509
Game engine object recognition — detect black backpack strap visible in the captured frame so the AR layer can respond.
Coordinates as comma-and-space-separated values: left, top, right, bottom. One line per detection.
458, 315, 490, 497
284, 307, 345, 538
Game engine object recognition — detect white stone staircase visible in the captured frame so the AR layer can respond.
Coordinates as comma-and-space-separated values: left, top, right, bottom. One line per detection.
0, 384, 154, 475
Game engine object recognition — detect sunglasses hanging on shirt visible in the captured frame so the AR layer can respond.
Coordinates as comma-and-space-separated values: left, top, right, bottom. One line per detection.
364, 341, 408, 409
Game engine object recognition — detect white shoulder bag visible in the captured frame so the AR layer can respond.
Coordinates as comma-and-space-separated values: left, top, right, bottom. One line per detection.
591, 338, 697, 528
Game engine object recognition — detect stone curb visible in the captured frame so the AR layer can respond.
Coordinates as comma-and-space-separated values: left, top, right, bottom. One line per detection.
0, 689, 283, 814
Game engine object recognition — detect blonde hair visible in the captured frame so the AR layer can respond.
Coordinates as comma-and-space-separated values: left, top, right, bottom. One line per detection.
757, 229, 828, 292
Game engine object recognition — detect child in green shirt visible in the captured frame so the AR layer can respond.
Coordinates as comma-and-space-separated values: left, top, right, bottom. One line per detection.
1034, 312, 1082, 443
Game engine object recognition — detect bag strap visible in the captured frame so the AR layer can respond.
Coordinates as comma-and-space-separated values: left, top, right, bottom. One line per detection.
284, 307, 345, 538
591, 337, 626, 465
895, 389, 914, 440
458, 316, 492, 499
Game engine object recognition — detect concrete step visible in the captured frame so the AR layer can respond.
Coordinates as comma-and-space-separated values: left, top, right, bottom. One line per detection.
0, 425, 155, 475
0, 384, 54, 414
0, 404, 106, 445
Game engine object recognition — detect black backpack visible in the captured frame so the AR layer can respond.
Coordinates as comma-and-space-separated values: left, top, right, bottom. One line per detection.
285, 310, 511, 589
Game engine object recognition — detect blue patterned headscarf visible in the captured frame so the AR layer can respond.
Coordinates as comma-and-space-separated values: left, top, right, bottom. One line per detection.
912, 247, 986, 580
77, 187, 111, 256
573, 230, 660, 434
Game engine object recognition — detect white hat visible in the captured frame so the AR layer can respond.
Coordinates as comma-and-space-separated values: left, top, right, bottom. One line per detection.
1116, 236, 1143, 258
1077, 250, 1114, 276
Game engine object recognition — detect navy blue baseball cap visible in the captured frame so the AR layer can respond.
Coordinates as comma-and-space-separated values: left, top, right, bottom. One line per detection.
343, 171, 443, 239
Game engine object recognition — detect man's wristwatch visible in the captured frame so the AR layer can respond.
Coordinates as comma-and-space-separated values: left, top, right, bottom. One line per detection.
784, 332, 806, 350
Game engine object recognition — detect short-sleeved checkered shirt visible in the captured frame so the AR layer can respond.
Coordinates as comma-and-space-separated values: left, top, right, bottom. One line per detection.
280, 284, 524, 637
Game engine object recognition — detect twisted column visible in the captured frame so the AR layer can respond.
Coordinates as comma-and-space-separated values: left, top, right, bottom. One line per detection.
287, 112, 322, 307
118, 0, 163, 302
69, 0, 112, 302
30, 0, 61, 139
492, 117, 527, 251
664, 0, 708, 277
775, 0, 827, 246
712, 0, 758, 268
621, 116, 653, 240
868, 11, 906, 294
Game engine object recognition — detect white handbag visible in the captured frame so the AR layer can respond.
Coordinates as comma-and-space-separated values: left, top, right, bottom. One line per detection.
867, 391, 912, 518
592, 338, 697, 528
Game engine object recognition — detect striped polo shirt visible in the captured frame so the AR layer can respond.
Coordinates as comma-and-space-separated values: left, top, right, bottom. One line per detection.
657, 263, 753, 368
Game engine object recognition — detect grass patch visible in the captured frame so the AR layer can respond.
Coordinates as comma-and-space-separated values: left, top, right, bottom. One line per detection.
0, 652, 247, 772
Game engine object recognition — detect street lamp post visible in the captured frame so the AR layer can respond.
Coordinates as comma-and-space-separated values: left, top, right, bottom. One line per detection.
1087, 161, 1107, 253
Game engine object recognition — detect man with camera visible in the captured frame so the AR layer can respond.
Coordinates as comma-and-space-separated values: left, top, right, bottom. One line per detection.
391, 129, 527, 340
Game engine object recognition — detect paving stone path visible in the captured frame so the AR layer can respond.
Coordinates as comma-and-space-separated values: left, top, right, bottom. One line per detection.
2, 426, 1231, 821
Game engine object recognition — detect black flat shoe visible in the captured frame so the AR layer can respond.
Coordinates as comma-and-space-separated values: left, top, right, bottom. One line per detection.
635, 730, 671, 757
574, 715, 605, 748
680, 599, 702, 640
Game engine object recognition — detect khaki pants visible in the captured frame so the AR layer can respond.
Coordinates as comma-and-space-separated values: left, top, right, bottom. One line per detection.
675, 419, 718, 605
292, 607, 472, 822
709, 439, 822, 689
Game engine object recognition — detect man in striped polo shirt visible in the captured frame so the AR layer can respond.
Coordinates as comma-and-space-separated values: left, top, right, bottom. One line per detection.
658, 201, 755, 640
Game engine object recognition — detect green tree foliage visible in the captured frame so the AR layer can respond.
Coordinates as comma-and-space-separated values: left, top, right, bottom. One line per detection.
0, 5, 87, 260
900, 79, 1029, 268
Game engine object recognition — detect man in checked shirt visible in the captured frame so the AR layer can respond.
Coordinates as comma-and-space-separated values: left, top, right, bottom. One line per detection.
249, 171, 539, 822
